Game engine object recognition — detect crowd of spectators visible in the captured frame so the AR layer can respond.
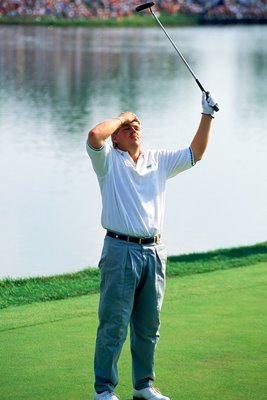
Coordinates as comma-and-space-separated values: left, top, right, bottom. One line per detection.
159, 0, 267, 20
0, 0, 266, 21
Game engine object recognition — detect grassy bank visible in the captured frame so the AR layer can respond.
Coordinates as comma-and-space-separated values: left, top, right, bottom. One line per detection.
0, 242, 266, 309
1, 263, 267, 399
0, 13, 199, 27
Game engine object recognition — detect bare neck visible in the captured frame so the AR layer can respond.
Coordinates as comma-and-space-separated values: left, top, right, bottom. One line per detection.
129, 149, 141, 163
116, 143, 141, 164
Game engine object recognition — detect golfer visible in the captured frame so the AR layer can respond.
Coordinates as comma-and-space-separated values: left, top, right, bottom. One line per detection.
86, 92, 217, 400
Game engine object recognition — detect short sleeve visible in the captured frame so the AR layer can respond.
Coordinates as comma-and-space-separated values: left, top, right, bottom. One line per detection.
158, 147, 195, 179
86, 141, 111, 178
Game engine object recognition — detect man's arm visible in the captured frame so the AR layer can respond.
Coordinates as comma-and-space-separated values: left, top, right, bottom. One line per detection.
88, 111, 140, 149
190, 92, 218, 162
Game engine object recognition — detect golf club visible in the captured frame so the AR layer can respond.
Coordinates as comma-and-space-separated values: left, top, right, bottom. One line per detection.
136, 2, 219, 112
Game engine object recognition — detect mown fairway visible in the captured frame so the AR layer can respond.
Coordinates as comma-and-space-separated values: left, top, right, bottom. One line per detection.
1, 263, 267, 400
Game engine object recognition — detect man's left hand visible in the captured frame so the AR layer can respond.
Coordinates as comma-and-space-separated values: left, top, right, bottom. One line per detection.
202, 92, 218, 117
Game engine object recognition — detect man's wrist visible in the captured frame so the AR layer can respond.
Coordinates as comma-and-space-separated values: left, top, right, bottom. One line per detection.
113, 117, 123, 126
201, 112, 214, 119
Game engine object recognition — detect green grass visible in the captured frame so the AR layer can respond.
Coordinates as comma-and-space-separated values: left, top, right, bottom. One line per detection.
1, 263, 267, 399
1, 242, 266, 309
0, 13, 199, 27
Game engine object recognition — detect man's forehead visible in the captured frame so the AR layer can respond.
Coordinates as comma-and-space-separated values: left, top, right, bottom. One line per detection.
127, 121, 140, 128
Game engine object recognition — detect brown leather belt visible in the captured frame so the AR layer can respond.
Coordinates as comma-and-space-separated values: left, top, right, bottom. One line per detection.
106, 231, 161, 245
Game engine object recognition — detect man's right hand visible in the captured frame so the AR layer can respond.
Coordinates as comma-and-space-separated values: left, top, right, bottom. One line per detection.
118, 111, 140, 125
88, 112, 140, 149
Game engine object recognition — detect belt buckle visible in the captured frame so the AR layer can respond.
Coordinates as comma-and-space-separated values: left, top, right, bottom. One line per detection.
155, 234, 161, 244
138, 238, 142, 245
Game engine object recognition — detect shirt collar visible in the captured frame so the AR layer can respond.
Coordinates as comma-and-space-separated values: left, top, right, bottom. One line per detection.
115, 148, 145, 158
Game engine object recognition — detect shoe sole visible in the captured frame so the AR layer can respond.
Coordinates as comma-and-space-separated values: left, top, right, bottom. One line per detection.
133, 398, 153, 400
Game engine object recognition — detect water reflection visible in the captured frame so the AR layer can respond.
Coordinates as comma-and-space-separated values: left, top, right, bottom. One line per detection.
0, 25, 266, 278
1, 26, 190, 126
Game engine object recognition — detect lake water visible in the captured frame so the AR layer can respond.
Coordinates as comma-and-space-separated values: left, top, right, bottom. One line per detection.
0, 24, 266, 279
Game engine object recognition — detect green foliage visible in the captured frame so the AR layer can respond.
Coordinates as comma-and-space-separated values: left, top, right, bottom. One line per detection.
0, 242, 266, 309
0, 14, 199, 27
0, 268, 100, 309
167, 241, 267, 277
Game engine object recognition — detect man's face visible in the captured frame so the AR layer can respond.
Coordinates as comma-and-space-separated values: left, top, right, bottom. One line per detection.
112, 121, 141, 152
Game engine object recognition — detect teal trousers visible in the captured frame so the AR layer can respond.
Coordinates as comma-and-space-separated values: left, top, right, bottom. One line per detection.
94, 235, 167, 393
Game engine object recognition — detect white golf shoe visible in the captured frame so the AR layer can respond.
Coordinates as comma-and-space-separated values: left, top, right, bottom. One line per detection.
133, 386, 170, 400
94, 391, 119, 400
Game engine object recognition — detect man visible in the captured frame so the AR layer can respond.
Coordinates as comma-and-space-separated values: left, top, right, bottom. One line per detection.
86, 92, 218, 400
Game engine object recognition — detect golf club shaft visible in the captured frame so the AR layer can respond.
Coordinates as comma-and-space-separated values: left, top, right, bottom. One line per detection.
151, 10, 198, 81
136, 2, 219, 111
150, 9, 207, 94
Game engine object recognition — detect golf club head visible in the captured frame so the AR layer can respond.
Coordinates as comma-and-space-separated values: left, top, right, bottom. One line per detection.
136, 2, 155, 12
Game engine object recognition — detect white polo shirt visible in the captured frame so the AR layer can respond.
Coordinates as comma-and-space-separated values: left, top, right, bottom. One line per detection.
87, 142, 195, 238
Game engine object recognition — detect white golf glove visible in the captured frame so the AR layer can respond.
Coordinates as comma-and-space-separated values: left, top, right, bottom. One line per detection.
202, 91, 218, 117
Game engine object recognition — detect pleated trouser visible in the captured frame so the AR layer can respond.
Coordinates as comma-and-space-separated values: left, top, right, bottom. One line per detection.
94, 235, 167, 393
